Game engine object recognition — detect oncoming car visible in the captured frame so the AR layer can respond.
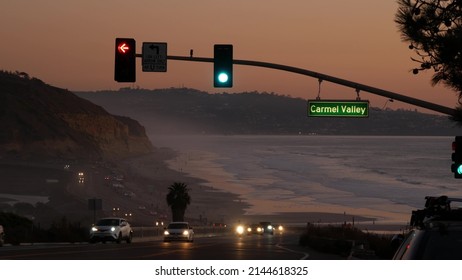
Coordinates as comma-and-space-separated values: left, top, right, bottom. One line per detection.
164, 222, 194, 242
89, 217, 133, 244
275, 224, 284, 234
235, 224, 246, 236
247, 224, 263, 235
259, 222, 274, 235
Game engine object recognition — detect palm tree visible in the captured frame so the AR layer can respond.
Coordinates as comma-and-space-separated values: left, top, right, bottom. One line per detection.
166, 182, 191, 222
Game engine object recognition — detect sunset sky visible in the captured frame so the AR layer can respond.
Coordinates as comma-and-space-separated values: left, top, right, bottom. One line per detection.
1, 0, 458, 113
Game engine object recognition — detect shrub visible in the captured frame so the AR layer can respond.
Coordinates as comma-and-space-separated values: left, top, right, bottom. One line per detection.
299, 224, 395, 259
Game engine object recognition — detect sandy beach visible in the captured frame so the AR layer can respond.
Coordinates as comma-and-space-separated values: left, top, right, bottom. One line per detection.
0, 144, 409, 232
160, 147, 409, 230
117, 148, 250, 225
113, 146, 407, 229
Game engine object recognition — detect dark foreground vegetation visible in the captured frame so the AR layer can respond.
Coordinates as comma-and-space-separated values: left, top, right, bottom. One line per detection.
0, 212, 89, 245
299, 223, 398, 259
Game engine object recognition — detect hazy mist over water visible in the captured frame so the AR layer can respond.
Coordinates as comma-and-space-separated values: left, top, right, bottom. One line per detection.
152, 135, 459, 223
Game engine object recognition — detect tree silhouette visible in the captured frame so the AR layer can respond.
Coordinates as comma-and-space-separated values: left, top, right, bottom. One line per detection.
395, 0, 462, 119
166, 182, 191, 222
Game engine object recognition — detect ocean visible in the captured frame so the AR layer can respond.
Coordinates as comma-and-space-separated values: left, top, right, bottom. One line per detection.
152, 135, 461, 224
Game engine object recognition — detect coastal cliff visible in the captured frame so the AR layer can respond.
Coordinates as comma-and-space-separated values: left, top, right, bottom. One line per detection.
0, 71, 153, 160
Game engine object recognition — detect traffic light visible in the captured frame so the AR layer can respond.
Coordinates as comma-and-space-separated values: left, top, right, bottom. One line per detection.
214, 44, 233, 87
452, 136, 462, 178
114, 38, 136, 82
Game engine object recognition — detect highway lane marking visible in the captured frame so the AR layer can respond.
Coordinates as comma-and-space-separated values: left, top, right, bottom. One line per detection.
137, 236, 308, 260
0, 238, 228, 259
0, 238, 309, 260
275, 244, 309, 260
136, 241, 221, 259
0, 242, 160, 259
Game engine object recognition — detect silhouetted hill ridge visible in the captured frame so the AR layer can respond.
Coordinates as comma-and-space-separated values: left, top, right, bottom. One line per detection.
76, 87, 462, 136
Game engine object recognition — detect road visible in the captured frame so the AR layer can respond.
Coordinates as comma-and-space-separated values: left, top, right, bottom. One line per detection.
0, 232, 342, 260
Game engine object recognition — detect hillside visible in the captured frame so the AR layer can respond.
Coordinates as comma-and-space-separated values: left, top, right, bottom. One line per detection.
77, 87, 462, 136
0, 71, 153, 160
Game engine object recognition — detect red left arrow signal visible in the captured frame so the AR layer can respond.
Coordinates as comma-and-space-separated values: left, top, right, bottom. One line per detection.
118, 43, 130, 53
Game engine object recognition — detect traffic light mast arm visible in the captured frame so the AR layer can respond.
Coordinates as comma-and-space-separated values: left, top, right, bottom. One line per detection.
166, 55, 457, 117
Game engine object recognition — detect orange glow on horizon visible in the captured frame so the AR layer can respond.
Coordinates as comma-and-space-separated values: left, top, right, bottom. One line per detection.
0, 0, 458, 113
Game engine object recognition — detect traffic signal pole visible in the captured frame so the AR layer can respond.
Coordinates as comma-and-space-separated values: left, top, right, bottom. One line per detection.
165, 55, 457, 117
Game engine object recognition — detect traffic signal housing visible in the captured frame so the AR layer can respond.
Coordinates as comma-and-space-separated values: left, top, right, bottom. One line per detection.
214, 44, 233, 87
115, 38, 136, 82
452, 136, 462, 178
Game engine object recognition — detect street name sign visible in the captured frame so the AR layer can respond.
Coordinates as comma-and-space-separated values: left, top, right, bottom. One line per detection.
142, 42, 167, 72
308, 100, 369, 117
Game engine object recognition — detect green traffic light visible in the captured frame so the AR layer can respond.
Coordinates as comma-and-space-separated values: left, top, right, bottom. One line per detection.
214, 44, 233, 87
457, 165, 462, 175
218, 73, 229, 83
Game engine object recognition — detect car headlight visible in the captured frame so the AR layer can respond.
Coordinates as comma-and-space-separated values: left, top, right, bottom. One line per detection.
91, 227, 98, 232
164, 230, 170, 235
267, 225, 273, 230
236, 225, 244, 234
247, 227, 252, 232
111, 227, 116, 232
257, 227, 262, 232
278, 225, 283, 231
183, 230, 189, 236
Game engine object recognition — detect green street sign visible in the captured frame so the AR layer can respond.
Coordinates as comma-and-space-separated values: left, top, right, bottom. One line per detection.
308, 100, 369, 117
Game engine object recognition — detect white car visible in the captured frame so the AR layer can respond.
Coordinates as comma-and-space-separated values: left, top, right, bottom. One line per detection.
89, 218, 133, 244
163, 222, 194, 242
